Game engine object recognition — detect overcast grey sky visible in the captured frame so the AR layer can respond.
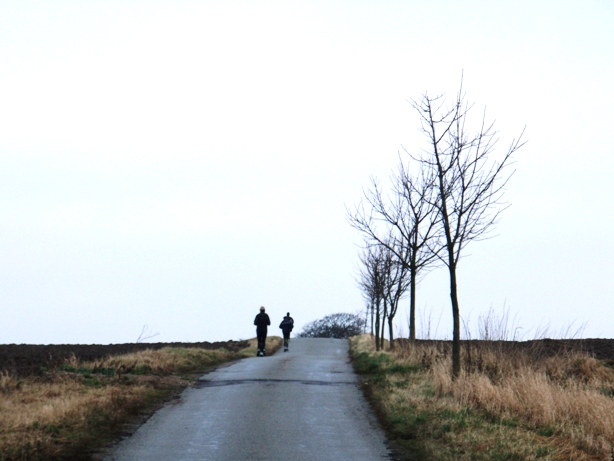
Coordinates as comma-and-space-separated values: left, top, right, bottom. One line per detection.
1, 0, 613, 344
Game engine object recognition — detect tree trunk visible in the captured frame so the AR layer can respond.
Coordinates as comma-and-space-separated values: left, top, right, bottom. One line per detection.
380, 298, 388, 349
409, 271, 416, 343
380, 300, 388, 350
449, 260, 461, 378
375, 299, 381, 351
388, 314, 395, 349
409, 249, 417, 343
370, 301, 374, 336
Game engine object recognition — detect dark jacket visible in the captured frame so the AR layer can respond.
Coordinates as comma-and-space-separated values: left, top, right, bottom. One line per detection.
254, 313, 271, 330
279, 316, 294, 334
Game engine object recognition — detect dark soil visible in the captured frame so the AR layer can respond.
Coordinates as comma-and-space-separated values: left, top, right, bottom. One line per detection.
523, 338, 614, 363
0, 340, 250, 377
3, 338, 613, 378
395, 338, 614, 364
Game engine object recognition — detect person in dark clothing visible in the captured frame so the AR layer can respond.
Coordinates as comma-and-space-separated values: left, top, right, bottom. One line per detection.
253, 306, 271, 356
279, 312, 294, 352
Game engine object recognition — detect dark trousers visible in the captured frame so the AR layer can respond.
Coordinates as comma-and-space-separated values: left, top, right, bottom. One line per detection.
257, 328, 267, 351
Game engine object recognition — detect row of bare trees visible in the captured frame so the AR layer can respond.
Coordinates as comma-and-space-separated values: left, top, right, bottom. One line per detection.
348, 81, 526, 377
356, 244, 410, 351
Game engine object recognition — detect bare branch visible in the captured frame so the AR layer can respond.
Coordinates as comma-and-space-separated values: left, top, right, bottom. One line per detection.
136, 325, 160, 343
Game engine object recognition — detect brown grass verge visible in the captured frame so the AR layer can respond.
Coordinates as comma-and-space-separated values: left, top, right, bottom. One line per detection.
0, 336, 282, 461
350, 334, 614, 461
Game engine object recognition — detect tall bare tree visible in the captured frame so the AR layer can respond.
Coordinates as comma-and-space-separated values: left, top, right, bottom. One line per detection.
410, 81, 526, 377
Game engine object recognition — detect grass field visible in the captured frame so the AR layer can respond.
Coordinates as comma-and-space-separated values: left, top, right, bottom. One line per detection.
0, 337, 281, 461
350, 334, 614, 461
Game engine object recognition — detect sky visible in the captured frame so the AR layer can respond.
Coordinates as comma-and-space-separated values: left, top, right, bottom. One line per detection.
1, 0, 613, 344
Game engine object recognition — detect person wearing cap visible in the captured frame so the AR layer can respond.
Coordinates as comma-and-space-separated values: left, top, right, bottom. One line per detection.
253, 306, 271, 356
279, 312, 294, 352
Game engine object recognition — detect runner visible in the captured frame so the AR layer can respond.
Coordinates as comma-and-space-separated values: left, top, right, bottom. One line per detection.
253, 306, 271, 356
279, 312, 294, 352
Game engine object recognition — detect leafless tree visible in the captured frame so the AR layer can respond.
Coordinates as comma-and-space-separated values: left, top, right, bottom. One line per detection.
409, 80, 526, 377
355, 238, 412, 350
356, 253, 376, 337
348, 158, 441, 344
356, 245, 386, 350
377, 246, 393, 350
380, 244, 411, 349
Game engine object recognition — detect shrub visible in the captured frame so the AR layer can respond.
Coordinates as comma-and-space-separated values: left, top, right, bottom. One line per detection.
297, 313, 365, 339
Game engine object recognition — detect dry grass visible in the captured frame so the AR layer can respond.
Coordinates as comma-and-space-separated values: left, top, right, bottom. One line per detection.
241, 336, 282, 358
351, 334, 614, 461
0, 372, 152, 460
0, 337, 281, 461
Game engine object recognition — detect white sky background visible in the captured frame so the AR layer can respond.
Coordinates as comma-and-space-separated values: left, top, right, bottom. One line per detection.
0, 0, 613, 344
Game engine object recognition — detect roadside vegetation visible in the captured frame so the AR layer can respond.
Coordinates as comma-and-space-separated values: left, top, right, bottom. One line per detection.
350, 334, 614, 461
0, 337, 281, 461
297, 312, 365, 339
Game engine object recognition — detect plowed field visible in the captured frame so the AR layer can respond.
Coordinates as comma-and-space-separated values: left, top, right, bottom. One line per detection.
397, 338, 614, 363
0, 340, 250, 376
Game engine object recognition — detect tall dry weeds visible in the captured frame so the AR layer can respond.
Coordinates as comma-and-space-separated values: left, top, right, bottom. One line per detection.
430, 349, 614, 458
353, 334, 614, 460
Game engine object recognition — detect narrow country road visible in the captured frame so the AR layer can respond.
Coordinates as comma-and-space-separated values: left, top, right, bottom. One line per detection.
103, 338, 391, 461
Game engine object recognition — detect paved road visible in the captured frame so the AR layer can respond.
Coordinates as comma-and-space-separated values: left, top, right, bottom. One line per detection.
103, 338, 391, 461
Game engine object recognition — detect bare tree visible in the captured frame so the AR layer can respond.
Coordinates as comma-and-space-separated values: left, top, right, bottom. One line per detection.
355, 238, 412, 350
356, 250, 376, 336
377, 245, 393, 350
380, 244, 410, 349
348, 158, 441, 344
356, 245, 386, 350
409, 81, 526, 377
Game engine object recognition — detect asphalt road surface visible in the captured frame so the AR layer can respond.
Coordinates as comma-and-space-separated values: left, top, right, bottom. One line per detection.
103, 338, 391, 461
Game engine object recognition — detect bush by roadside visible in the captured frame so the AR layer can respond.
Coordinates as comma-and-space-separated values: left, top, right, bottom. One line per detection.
0, 337, 281, 461
297, 313, 365, 339
350, 334, 614, 461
